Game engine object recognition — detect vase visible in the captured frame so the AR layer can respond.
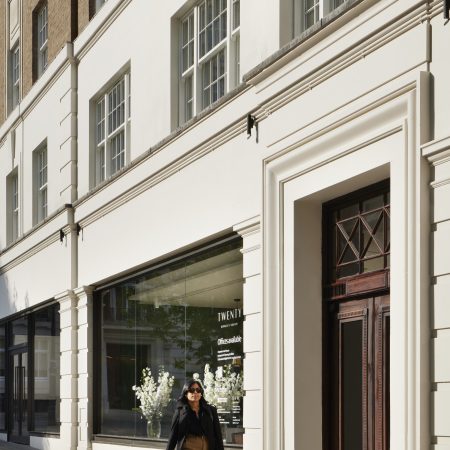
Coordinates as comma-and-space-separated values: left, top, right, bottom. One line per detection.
147, 418, 161, 439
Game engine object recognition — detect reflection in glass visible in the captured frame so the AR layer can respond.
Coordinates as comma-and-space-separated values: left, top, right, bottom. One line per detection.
33, 304, 60, 432
0, 326, 5, 429
12, 352, 28, 438
12, 317, 28, 346
99, 240, 244, 444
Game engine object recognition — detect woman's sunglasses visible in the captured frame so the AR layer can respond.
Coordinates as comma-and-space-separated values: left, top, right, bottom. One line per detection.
188, 387, 202, 394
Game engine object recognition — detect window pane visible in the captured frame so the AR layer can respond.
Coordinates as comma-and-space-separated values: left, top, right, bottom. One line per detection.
96, 99, 105, 144
198, 0, 227, 57
233, 0, 240, 29
111, 131, 125, 174
108, 79, 125, 134
12, 174, 19, 241
202, 49, 226, 109
37, 3, 48, 76
97, 145, 105, 183
33, 305, 60, 432
12, 317, 28, 346
329, 183, 390, 282
11, 46, 20, 108
362, 194, 384, 212
185, 75, 193, 121
98, 240, 244, 445
0, 326, 5, 430
341, 320, 363, 450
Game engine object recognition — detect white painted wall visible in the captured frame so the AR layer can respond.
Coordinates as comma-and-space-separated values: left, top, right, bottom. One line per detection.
0, 0, 445, 448
76, 134, 260, 286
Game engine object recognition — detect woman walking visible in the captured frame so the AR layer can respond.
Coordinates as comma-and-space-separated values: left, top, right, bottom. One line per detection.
166, 379, 224, 450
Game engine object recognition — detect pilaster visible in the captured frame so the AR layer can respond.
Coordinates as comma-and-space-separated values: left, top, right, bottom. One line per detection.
233, 216, 262, 450
74, 286, 94, 450
56, 290, 78, 450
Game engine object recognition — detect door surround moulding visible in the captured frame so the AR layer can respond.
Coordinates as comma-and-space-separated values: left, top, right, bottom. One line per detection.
262, 73, 430, 450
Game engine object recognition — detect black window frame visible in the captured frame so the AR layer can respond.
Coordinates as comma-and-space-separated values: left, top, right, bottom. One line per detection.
92, 234, 245, 448
0, 300, 61, 441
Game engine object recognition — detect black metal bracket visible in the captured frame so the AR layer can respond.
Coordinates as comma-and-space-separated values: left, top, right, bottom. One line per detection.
59, 229, 65, 242
76, 223, 82, 236
247, 114, 256, 138
445, 0, 450, 19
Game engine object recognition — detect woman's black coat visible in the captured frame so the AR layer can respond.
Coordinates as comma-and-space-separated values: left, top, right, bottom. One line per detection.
166, 400, 224, 450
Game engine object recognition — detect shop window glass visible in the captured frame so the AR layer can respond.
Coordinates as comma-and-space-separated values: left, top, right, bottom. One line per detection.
97, 239, 244, 445
33, 304, 60, 432
12, 317, 28, 346
0, 326, 5, 429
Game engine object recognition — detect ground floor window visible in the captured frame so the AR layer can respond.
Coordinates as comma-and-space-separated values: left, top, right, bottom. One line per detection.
94, 237, 244, 446
1, 303, 60, 444
33, 306, 60, 432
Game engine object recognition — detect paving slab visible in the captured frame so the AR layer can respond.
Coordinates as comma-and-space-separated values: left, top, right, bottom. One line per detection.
0, 442, 39, 450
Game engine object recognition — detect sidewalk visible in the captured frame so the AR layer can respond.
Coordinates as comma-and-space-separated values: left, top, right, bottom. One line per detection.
0, 442, 39, 450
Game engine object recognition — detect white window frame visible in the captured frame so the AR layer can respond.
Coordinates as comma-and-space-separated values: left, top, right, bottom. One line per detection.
7, 170, 19, 244
94, 73, 131, 185
37, 2, 48, 78
179, 0, 240, 125
294, 0, 341, 34
10, 44, 20, 111
34, 146, 48, 224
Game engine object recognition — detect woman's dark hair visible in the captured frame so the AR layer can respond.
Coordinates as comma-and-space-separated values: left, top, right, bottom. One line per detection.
178, 378, 207, 404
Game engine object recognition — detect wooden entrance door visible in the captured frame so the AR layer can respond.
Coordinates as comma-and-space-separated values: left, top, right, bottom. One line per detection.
323, 180, 390, 450
328, 296, 389, 450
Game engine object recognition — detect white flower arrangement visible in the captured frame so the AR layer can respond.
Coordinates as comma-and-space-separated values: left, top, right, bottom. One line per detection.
193, 363, 243, 409
132, 367, 175, 421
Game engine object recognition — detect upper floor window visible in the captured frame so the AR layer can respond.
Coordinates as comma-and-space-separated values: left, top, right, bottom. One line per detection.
34, 146, 48, 224
179, 0, 240, 124
7, 170, 19, 244
36, 2, 48, 78
94, 73, 131, 185
10, 44, 20, 110
294, 0, 345, 33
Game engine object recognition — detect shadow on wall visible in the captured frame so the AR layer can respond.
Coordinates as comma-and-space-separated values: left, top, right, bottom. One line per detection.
0, 272, 29, 319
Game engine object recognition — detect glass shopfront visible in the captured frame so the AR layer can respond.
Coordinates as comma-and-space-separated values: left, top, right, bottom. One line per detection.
95, 238, 244, 446
0, 303, 60, 444
33, 306, 60, 432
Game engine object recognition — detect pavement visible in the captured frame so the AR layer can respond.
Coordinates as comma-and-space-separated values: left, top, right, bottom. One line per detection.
0, 442, 39, 450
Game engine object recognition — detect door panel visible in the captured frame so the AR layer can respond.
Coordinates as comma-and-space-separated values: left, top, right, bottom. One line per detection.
330, 296, 389, 450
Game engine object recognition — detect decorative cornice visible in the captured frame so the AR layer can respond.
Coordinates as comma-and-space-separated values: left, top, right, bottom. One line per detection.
74, 286, 95, 297
245, 0, 427, 86
233, 216, 261, 237
422, 136, 450, 161
249, 5, 427, 129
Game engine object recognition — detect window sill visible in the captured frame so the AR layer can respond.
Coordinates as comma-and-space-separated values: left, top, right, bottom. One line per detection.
29, 431, 60, 438
93, 434, 243, 449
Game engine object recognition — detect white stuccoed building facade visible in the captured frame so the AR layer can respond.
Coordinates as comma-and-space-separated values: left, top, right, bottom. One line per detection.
0, 0, 449, 449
